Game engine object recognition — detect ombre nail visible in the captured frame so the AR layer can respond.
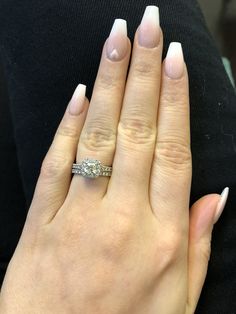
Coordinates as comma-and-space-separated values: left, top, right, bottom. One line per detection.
138, 6, 160, 48
69, 84, 86, 115
165, 42, 184, 79
213, 187, 229, 224
106, 19, 128, 61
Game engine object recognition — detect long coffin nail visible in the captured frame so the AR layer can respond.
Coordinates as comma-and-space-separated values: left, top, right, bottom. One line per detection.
106, 19, 128, 61
138, 5, 160, 48
213, 187, 229, 224
165, 42, 184, 79
69, 84, 86, 116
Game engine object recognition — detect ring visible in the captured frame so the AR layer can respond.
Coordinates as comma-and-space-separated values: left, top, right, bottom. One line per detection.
72, 158, 112, 179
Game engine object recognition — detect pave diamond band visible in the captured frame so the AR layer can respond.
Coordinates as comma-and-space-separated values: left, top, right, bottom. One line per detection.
72, 158, 112, 179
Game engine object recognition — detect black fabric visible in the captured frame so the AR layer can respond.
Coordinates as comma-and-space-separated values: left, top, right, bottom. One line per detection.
0, 0, 235, 312
0, 62, 27, 289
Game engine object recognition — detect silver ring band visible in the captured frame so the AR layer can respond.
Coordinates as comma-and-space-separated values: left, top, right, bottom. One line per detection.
72, 158, 112, 179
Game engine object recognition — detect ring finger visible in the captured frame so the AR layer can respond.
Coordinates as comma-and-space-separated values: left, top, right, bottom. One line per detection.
68, 18, 131, 200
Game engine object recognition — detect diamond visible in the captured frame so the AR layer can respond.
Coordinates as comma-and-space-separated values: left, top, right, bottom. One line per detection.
81, 159, 102, 179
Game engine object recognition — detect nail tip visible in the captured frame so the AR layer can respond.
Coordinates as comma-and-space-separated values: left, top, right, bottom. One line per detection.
142, 5, 160, 25
145, 5, 159, 12
222, 186, 229, 192
145, 5, 160, 13
114, 18, 127, 26
78, 83, 87, 89
170, 41, 182, 45
76, 84, 87, 95
166, 42, 184, 63
69, 83, 86, 115
110, 19, 127, 36
214, 187, 230, 224
221, 187, 230, 198
168, 42, 183, 52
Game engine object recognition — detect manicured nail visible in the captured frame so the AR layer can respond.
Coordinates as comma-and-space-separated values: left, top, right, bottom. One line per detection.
138, 6, 160, 48
69, 84, 86, 115
165, 42, 184, 79
213, 187, 229, 224
106, 19, 128, 61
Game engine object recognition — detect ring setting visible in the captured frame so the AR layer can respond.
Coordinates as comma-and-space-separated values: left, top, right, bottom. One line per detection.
72, 158, 112, 179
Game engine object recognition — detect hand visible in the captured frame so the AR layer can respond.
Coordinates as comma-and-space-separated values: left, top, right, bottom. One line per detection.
0, 6, 228, 314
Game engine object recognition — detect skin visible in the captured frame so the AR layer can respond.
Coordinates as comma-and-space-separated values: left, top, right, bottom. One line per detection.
0, 22, 221, 314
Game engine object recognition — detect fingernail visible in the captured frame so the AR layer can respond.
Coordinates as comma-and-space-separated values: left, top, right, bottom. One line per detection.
165, 42, 184, 79
106, 19, 128, 61
138, 6, 160, 48
213, 187, 229, 224
69, 84, 86, 115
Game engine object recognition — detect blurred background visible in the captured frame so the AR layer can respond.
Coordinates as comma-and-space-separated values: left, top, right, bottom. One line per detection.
198, 0, 236, 83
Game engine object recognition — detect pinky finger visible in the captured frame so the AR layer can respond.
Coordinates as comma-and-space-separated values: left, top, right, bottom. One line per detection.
27, 84, 89, 225
187, 188, 229, 313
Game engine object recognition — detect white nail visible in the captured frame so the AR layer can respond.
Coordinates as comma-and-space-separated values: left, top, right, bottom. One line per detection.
69, 84, 86, 116
138, 6, 160, 48
165, 42, 184, 79
213, 187, 229, 224
109, 19, 127, 37
107, 19, 128, 61
141, 5, 160, 27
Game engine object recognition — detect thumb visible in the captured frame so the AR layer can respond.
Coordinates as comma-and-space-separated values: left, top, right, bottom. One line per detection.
187, 188, 229, 313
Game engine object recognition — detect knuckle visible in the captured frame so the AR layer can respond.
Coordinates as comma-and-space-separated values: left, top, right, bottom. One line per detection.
112, 214, 133, 236
163, 78, 186, 95
132, 60, 156, 79
97, 70, 118, 90
157, 232, 184, 267
165, 235, 182, 257
80, 124, 116, 151
118, 118, 156, 146
155, 140, 191, 169
162, 98, 188, 115
56, 124, 78, 139
40, 153, 71, 179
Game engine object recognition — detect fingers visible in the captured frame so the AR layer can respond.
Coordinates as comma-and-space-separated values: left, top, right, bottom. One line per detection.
187, 188, 229, 313
108, 6, 163, 198
149, 43, 192, 230
67, 19, 131, 201
27, 86, 88, 225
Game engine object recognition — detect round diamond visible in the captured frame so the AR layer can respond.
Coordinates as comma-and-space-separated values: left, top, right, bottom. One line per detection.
81, 159, 101, 178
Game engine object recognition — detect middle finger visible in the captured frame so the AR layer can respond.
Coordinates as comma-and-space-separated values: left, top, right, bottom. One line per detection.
109, 6, 163, 197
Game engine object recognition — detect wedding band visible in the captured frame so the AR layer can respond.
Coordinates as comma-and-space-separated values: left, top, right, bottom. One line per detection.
72, 158, 112, 179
